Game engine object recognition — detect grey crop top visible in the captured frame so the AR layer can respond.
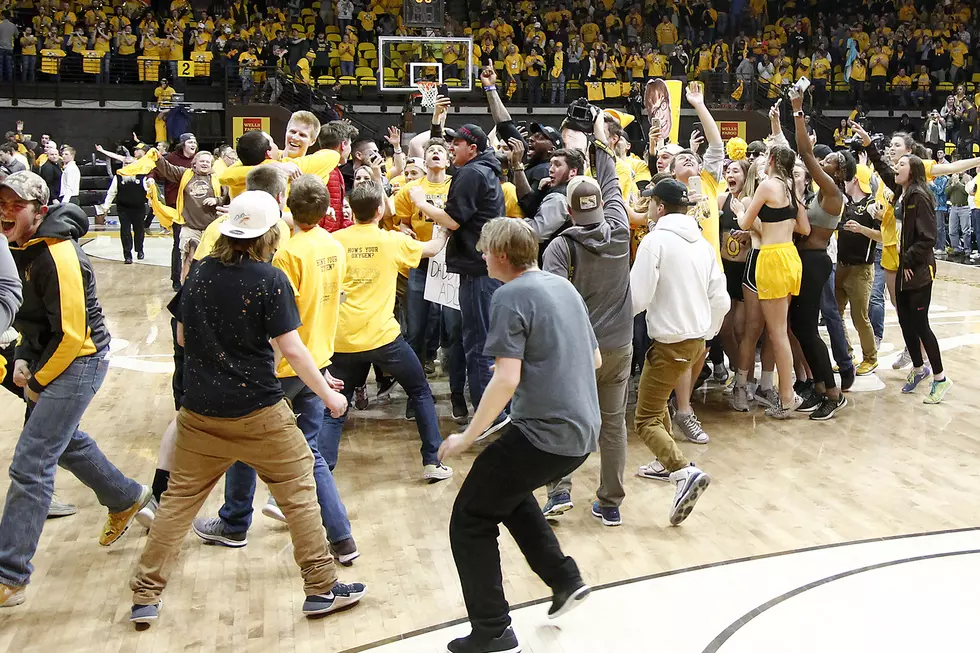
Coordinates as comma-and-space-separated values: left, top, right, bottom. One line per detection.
807, 193, 844, 230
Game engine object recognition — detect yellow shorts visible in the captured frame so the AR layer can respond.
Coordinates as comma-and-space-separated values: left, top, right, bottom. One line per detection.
756, 242, 802, 300
881, 244, 899, 272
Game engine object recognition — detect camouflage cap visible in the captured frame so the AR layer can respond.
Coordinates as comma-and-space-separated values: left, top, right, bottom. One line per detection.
0, 170, 49, 205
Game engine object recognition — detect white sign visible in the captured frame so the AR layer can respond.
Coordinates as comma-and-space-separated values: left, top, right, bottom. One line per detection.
423, 246, 460, 310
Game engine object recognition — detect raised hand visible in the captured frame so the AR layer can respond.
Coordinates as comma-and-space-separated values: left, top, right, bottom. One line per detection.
506, 137, 525, 167
685, 81, 704, 107
385, 125, 401, 147
480, 66, 497, 88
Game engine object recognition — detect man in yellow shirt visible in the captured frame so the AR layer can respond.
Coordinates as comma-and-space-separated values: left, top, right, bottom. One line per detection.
503, 44, 523, 102
323, 181, 452, 482
911, 65, 931, 107
892, 67, 911, 107
524, 46, 545, 107
949, 37, 968, 84
656, 16, 677, 51
869, 47, 888, 97
811, 49, 831, 109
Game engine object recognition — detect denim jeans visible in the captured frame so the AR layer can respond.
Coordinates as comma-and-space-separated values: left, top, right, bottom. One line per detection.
20, 55, 35, 82
936, 209, 947, 251
320, 336, 442, 468
218, 373, 352, 545
869, 246, 886, 341
442, 306, 466, 395
972, 209, 980, 252
949, 205, 972, 252
458, 274, 501, 411
821, 264, 853, 373
0, 49, 12, 82
405, 261, 440, 364
0, 350, 143, 587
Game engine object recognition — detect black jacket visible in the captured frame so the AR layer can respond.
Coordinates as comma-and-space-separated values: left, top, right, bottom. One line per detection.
10, 203, 110, 393
444, 149, 505, 276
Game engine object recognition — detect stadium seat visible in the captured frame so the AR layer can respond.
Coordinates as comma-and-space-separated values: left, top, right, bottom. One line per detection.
327, 33, 341, 43
339, 75, 357, 86
325, 25, 340, 34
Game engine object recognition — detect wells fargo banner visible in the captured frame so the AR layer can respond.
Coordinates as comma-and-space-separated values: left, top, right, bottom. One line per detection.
232, 117, 271, 145
718, 121, 747, 142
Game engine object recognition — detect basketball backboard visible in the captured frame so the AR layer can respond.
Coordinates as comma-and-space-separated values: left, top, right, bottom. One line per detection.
378, 36, 474, 93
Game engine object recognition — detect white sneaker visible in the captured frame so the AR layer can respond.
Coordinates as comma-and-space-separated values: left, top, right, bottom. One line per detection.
754, 387, 780, 410
637, 459, 670, 481
423, 463, 453, 482
668, 464, 711, 525
135, 496, 158, 529
475, 414, 511, 442
765, 393, 803, 419
892, 348, 912, 370
672, 412, 709, 444
261, 496, 287, 523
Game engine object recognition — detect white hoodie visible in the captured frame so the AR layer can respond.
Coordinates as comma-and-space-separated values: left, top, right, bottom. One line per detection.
630, 213, 730, 343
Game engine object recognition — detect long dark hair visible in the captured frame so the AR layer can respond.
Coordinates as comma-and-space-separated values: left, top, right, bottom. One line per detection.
900, 154, 936, 213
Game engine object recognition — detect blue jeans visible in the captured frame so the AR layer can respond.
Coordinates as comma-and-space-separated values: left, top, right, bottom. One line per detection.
405, 262, 440, 363
936, 209, 947, 251
320, 336, 442, 468
0, 49, 12, 82
0, 351, 142, 587
949, 205, 972, 252
218, 373, 352, 544
20, 55, 35, 82
869, 246, 886, 341
442, 306, 465, 395
821, 264, 852, 373
458, 274, 501, 411
972, 209, 980, 252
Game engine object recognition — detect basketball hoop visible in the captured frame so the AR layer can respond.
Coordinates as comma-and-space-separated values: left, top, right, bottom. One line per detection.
415, 81, 439, 109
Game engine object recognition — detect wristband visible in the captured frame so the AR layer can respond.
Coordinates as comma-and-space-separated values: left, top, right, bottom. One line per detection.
484, 85, 497, 92
513, 164, 525, 171
393, 148, 402, 154
793, 110, 804, 118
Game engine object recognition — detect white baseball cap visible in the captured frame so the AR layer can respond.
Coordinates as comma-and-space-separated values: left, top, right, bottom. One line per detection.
217, 191, 281, 239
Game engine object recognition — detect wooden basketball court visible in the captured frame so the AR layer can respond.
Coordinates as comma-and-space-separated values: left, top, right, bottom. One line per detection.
1, 249, 979, 653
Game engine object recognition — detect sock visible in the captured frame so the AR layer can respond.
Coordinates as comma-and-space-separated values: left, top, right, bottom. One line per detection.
736, 370, 748, 385
934, 372, 945, 382
151, 469, 171, 502
761, 371, 775, 391
914, 365, 926, 375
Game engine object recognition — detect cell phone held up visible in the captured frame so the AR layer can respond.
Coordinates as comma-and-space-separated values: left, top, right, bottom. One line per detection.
794, 76, 811, 95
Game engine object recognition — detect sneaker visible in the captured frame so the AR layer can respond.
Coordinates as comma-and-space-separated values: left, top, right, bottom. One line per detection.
672, 412, 709, 444
667, 394, 677, 420
100, 485, 152, 546
192, 517, 248, 547
796, 391, 823, 413
475, 414, 511, 442
376, 376, 396, 402
839, 365, 856, 392
542, 491, 573, 517
548, 582, 591, 619
448, 627, 521, 653
893, 348, 912, 370
135, 496, 158, 529
856, 360, 879, 376
765, 393, 803, 419
0, 582, 25, 608
261, 496, 287, 523
354, 384, 369, 410
130, 602, 161, 624
637, 459, 670, 481
874, 335, 882, 351
47, 492, 78, 519
746, 382, 758, 403
810, 394, 847, 420
423, 359, 436, 376
450, 392, 469, 424
330, 538, 360, 566
731, 384, 750, 412
722, 375, 736, 395
712, 364, 729, 383
793, 379, 814, 398
423, 462, 453, 482
405, 400, 416, 421
591, 502, 622, 527
901, 366, 931, 394
754, 387, 780, 410
124, 258, 133, 265
302, 581, 367, 616
668, 463, 711, 525
923, 378, 952, 404
137, 252, 145, 260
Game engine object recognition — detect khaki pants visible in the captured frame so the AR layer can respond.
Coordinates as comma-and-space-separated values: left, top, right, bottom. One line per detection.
547, 344, 632, 507
131, 400, 337, 605
634, 339, 705, 473
835, 263, 876, 364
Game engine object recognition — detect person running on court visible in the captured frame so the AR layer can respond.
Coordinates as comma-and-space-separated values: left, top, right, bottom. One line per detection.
438, 217, 601, 653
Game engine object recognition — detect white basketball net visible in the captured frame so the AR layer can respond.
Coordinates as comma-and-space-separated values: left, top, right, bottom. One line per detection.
415, 81, 439, 109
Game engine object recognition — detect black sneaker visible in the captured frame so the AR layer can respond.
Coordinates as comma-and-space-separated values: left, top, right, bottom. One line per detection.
450, 392, 469, 424
376, 376, 396, 401
137, 252, 145, 260
423, 359, 436, 376
475, 414, 511, 442
302, 581, 366, 616
839, 366, 855, 392
447, 627, 521, 653
192, 517, 247, 547
810, 394, 847, 420
793, 379, 814, 397
405, 400, 416, 421
796, 391, 823, 413
548, 583, 591, 619
124, 258, 133, 265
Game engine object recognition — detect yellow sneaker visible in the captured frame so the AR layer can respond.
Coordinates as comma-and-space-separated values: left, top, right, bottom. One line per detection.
0, 582, 26, 608
856, 360, 879, 376
100, 485, 152, 547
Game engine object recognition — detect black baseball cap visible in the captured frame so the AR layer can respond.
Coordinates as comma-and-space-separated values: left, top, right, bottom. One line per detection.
529, 123, 564, 149
453, 124, 488, 151
645, 178, 696, 206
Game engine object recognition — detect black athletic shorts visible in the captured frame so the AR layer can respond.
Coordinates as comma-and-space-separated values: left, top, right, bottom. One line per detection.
723, 259, 747, 302
742, 248, 760, 295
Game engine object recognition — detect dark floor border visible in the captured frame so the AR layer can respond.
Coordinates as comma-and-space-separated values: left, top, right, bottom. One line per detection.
702, 548, 980, 652
338, 526, 980, 653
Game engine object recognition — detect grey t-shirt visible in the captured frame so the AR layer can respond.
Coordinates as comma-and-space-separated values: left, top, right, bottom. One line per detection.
484, 270, 600, 457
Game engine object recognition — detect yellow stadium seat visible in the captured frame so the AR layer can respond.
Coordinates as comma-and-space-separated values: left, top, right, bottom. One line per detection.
318, 75, 336, 85
358, 42, 376, 52
972, 73, 980, 83
359, 76, 377, 87
339, 75, 357, 86
446, 78, 461, 87
355, 66, 375, 77
327, 33, 341, 43
302, 8, 314, 15
325, 25, 340, 34
937, 82, 954, 92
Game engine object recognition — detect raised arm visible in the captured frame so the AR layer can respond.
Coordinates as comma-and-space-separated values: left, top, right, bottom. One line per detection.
480, 67, 513, 125
852, 121, 898, 195
95, 144, 128, 163
932, 157, 980, 178
790, 88, 843, 215
686, 82, 724, 182
593, 113, 627, 232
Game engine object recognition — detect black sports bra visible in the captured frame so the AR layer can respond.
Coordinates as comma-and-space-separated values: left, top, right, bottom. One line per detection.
719, 193, 739, 232
758, 182, 799, 223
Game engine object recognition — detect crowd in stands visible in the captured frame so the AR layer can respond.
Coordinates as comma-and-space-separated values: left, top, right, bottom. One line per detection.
0, 0, 976, 111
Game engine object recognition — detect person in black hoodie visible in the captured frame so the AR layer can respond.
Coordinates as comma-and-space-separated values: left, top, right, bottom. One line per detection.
0, 171, 150, 609
100, 157, 150, 264
425, 121, 510, 440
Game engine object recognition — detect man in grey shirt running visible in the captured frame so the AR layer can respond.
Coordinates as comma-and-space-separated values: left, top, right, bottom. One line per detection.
540, 113, 633, 527
438, 217, 601, 653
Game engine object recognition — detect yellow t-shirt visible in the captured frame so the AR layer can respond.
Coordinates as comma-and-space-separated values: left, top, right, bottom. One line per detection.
20, 36, 37, 56
218, 149, 342, 199
892, 74, 911, 88
155, 85, 176, 102
688, 170, 724, 265
118, 33, 137, 55
870, 53, 888, 77
194, 215, 292, 261
505, 52, 523, 75
950, 41, 968, 68
334, 223, 424, 353
525, 54, 543, 77
580, 22, 599, 43
850, 61, 866, 82
502, 181, 523, 218
916, 73, 930, 90
272, 226, 346, 376
393, 176, 452, 243
812, 57, 831, 80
